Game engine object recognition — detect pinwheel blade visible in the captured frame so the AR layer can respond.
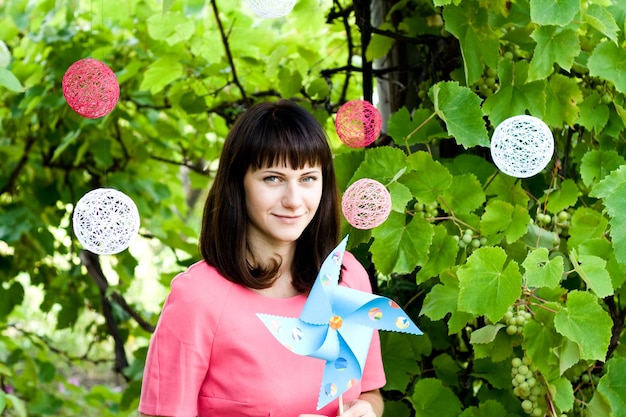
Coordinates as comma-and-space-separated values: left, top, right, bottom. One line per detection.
343, 291, 422, 335
257, 314, 340, 360
316, 332, 362, 410
300, 235, 349, 325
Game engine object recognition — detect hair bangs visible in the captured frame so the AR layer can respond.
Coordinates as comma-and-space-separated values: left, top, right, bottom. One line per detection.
248, 110, 329, 171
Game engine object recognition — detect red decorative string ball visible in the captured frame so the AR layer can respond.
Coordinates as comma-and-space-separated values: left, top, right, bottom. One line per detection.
341, 178, 392, 230
335, 99, 382, 148
62, 58, 120, 119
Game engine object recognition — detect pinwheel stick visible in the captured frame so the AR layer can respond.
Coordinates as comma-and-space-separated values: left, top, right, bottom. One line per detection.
338, 394, 344, 416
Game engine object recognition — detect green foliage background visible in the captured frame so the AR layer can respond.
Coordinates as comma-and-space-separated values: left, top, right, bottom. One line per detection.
1, 0, 625, 416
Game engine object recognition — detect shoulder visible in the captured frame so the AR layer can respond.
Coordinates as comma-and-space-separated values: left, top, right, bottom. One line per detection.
340, 251, 373, 293
168, 261, 235, 302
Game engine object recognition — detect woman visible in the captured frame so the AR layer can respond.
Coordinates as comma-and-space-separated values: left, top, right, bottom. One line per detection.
138, 100, 385, 417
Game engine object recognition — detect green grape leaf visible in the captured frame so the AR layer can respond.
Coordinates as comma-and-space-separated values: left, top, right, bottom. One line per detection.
528, 26, 579, 81
473, 331, 516, 361
147, 12, 195, 45
545, 179, 579, 213
586, 391, 613, 417
371, 212, 434, 275
400, 151, 453, 203
544, 73, 583, 127
530, 0, 580, 26
583, 4, 620, 44
470, 324, 506, 344
578, 239, 625, 291
522, 305, 562, 378
0, 67, 24, 92
433, 353, 461, 387
442, 3, 499, 85
421, 272, 473, 334
482, 60, 547, 127
388, 181, 413, 213
577, 92, 610, 133
366, 29, 395, 61
410, 378, 463, 417
590, 166, 626, 266
139, 56, 183, 94
522, 224, 559, 249
416, 225, 459, 284
278, 67, 303, 99
480, 200, 530, 244
569, 250, 613, 297
522, 247, 564, 289
382, 401, 411, 417
441, 173, 485, 215
162, 0, 175, 13
580, 149, 625, 188
334, 151, 365, 191
387, 107, 444, 147
485, 173, 530, 207
553, 338, 581, 376
568, 207, 609, 249
596, 357, 626, 417
588, 41, 626, 95
351, 146, 409, 185
430, 81, 490, 148
381, 332, 424, 392
457, 247, 522, 323
549, 376, 575, 412
459, 400, 508, 417
472, 358, 514, 389
554, 290, 613, 362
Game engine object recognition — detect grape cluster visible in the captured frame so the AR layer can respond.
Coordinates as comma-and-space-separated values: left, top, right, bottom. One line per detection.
454, 229, 487, 251
511, 356, 547, 416
471, 68, 499, 98
502, 306, 532, 335
413, 201, 439, 220
535, 210, 571, 236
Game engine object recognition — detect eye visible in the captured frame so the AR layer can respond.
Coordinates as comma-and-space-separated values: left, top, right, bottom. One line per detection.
301, 175, 319, 183
264, 176, 281, 183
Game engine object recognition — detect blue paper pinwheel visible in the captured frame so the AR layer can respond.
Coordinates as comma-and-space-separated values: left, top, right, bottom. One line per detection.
257, 236, 422, 410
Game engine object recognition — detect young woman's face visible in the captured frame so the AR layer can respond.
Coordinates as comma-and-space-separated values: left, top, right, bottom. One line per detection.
243, 163, 323, 249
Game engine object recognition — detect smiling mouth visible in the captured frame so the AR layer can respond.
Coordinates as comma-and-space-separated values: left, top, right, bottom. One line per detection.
274, 214, 303, 223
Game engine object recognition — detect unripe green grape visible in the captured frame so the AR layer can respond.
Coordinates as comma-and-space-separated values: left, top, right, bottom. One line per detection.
531, 407, 543, 416
462, 234, 473, 244
518, 364, 529, 375
512, 357, 522, 368
480, 237, 487, 245
507, 325, 518, 335
521, 400, 533, 412
471, 238, 481, 248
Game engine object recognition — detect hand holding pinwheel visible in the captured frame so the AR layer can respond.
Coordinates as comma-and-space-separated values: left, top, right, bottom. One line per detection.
257, 236, 422, 410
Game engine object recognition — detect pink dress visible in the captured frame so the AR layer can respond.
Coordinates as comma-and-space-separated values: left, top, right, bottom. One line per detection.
139, 252, 386, 417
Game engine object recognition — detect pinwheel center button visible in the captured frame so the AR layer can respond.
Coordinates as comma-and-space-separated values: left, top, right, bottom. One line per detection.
329, 315, 343, 330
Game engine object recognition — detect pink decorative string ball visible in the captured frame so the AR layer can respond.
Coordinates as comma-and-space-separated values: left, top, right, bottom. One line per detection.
62, 58, 120, 119
341, 178, 392, 230
245, 0, 297, 18
335, 100, 382, 148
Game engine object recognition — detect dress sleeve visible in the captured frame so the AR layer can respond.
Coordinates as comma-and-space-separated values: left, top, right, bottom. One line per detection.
341, 253, 387, 393
139, 264, 224, 417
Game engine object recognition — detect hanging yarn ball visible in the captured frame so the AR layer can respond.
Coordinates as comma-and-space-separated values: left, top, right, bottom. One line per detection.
245, 0, 297, 18
490, 115, 554, 178
72, 188, 140, 255
341, 178, 392, 230
335, 99, 382, 148
62, 58, 120, 119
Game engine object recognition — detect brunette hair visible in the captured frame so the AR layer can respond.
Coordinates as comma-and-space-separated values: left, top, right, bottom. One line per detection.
199, 100, 340, 292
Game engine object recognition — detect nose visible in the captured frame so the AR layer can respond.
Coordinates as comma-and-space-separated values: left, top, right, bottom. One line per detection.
282, 182, 302, 209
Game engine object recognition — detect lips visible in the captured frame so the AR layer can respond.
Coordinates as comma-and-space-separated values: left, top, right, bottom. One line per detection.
273, 214, 304, 223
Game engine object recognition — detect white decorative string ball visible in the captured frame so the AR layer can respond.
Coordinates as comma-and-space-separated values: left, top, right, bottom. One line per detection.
342, 178, 392, 230
490, 115, 554, 178
72, 188, 140, 255
245, 0, 297, 18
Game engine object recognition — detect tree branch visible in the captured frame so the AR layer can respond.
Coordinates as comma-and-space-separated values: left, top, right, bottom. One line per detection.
210, 0, 249, 107
0, 136, 37, 197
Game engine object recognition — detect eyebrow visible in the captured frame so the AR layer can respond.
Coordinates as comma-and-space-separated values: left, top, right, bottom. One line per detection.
259, 168, 322, 176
